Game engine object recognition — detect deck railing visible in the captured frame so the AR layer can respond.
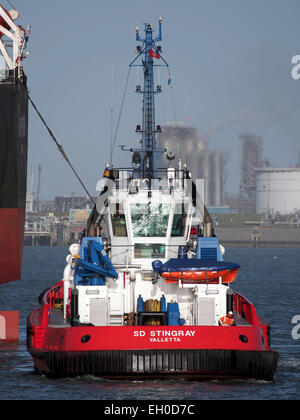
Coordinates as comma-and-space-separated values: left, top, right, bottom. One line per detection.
40, 281, 64, 326
233, 291, 271, 348
233, 292, 260, 326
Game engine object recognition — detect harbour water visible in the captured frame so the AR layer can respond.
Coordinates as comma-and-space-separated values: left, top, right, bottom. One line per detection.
0, 246, 299, 400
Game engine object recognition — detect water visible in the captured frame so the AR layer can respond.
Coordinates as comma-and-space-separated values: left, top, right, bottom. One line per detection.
0, 246, 299, 400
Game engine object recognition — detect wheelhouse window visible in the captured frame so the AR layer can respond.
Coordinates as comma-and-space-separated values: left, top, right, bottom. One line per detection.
110, 203, 127, 237
171, 204, 187, 237
130, 203, 170, 237
134, 243, 165, 259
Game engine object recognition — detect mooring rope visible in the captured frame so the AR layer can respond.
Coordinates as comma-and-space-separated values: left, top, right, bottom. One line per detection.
26, 92, 95, 205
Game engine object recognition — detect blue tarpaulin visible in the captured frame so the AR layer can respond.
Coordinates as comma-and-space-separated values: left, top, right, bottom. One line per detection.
159, 258, 240, 273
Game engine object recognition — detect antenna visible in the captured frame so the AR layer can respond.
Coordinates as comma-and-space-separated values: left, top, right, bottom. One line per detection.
109, 58, 114, 166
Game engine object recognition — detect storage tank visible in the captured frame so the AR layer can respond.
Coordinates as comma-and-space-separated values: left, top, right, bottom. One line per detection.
255, 168, 300, 215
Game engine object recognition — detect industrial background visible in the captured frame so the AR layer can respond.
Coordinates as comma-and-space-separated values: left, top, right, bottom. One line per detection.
25, 126, 300, 248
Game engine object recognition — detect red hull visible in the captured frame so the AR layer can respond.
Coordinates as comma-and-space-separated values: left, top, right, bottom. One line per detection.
27, 319, 278, 379
29, 321, 267, 352
26, 285, 279, 379
0, 209, 25, 284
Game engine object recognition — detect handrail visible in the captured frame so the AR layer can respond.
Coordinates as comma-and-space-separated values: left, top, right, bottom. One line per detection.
233, 292, 260, 327
40, 281, 64, 327
42, 281, 63, 306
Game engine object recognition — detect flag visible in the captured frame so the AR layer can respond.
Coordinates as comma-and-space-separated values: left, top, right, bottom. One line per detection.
149, 49, 160, 59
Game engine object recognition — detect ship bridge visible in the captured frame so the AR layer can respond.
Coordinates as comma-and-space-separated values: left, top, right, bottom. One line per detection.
98, 168, 205, 270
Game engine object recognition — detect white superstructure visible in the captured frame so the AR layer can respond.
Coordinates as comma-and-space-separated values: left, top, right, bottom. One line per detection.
60, 168, 234, 329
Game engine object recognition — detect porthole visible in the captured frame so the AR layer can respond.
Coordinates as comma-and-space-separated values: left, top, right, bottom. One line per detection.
239, 334, 248, 343
81, 335, 91, 344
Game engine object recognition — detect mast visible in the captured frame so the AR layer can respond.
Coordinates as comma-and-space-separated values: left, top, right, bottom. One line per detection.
127, 18, 166, 181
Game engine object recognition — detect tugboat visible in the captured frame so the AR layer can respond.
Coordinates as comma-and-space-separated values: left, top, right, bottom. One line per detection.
27, 19, 278, 380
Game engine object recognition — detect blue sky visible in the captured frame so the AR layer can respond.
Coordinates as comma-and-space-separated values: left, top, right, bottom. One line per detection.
7, 0, 300, 199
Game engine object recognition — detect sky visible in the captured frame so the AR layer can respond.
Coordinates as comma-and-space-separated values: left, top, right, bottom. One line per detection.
4, 0, 300, 199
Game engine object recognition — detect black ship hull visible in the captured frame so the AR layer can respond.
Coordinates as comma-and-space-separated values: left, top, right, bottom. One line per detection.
0, 78, 28, 284
28, 347, 279, 381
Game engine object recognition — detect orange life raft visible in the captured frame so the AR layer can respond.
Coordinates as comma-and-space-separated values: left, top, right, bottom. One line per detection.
158, 259, 240, 284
